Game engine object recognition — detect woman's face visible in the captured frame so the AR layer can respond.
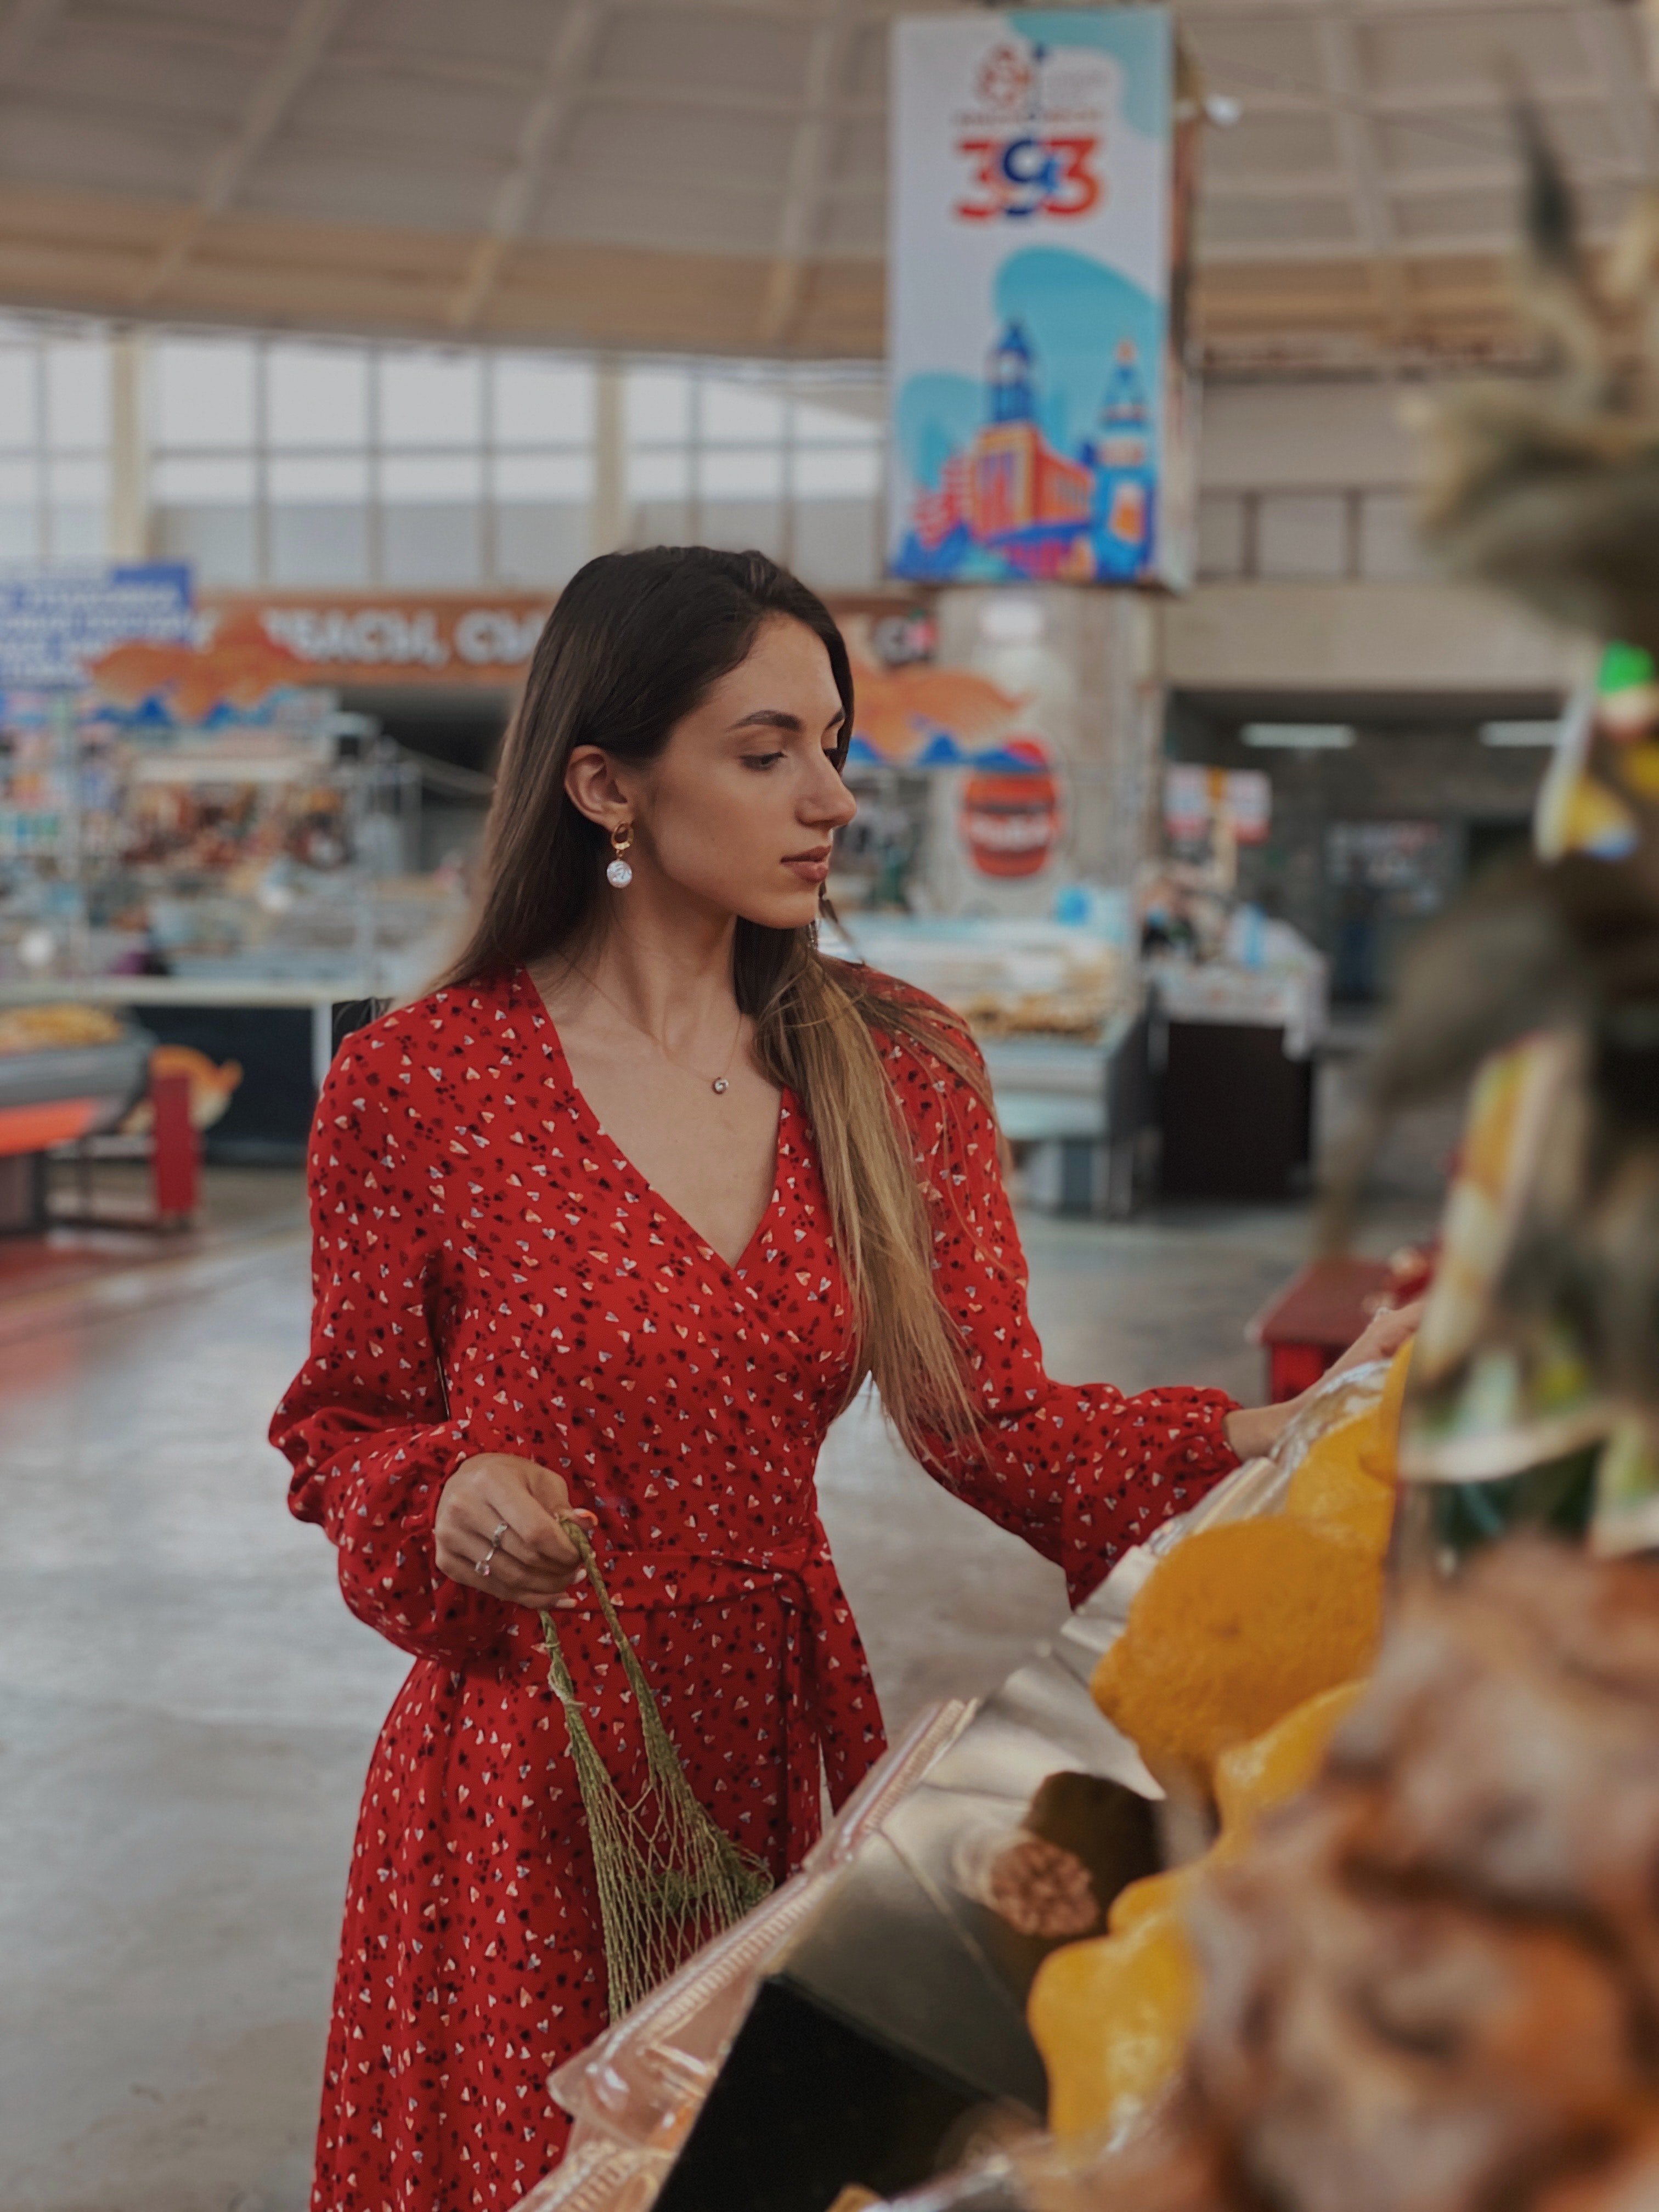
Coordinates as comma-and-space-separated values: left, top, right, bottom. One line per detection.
571, 614, 857, 932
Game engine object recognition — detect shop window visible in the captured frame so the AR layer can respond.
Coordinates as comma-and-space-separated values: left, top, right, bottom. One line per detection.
0, 456, 35, 561
702, 500, 787, 562
44, 342, 109, 450
627, 368, 692, 445
794, 396, 878, 445
269, 453, 370, 585
496, 504, 590, 586
383, 505, 483, 588
0, 350, 38, 448
701, 379, 785, 444
267, 344, 369, 449
153, 502, 258, 588
154, 341, 257, 450
47, 455, 108, 561
793, 499, 881, 590
493, 357, 593, 445
793, 447, 879, 499
379, 352, 483, 447
628, 449, 690, 502
494, 452, 592, 503
699, 448, 783, 500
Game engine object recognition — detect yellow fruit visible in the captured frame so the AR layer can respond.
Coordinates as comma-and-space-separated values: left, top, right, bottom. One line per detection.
1090, 1518, 1383, 1788
1367, 1336, 1414, 1481
1212, 1680, 1367, 1842
1029, 1909, 1199, 2140
1107, 1866, 1191, 1936
1284, 1414, 1396, 1555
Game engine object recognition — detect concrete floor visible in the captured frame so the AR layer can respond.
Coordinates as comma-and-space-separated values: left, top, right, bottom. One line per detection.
0, 1181, 1432, 2212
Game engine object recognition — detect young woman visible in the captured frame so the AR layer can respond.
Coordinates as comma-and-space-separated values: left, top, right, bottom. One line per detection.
273, 548, 1412, 2212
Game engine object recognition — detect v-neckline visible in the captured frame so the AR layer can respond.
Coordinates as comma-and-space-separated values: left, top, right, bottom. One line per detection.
516, 968, 789, 1278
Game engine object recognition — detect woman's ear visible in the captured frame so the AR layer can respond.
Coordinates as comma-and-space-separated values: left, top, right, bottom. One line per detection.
564, 747, 633, 832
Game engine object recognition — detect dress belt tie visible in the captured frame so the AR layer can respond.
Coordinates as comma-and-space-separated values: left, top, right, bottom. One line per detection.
545, 1526, 888, 1852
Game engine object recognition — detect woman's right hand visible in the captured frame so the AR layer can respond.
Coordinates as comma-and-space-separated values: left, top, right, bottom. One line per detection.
435, 1453, 592, 1609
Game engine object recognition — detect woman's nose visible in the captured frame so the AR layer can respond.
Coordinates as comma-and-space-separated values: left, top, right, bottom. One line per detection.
803, 757, 857, 830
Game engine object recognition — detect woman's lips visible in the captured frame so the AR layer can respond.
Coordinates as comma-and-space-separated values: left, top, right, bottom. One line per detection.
783, 852, 831, 883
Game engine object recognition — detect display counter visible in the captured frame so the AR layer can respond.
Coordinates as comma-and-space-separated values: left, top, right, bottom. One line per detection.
837, 917, 1146, 1217
1146, 950, 1328, 1202
0, 1022, 150, 1229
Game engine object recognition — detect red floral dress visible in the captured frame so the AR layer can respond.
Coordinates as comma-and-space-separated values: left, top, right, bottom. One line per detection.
272, 965, 1238, 2212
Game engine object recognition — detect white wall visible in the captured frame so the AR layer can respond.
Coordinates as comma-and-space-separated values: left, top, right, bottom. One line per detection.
1197, 379, 1424, 494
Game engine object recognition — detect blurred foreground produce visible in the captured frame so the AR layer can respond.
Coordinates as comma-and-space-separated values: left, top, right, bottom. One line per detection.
1327, 121, 1659, 1557
900, 1542, 1659, 2212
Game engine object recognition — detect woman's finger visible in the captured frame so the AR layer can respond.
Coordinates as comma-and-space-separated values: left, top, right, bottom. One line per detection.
437, 1534, 584, 1607
475, 1465, 587, 1569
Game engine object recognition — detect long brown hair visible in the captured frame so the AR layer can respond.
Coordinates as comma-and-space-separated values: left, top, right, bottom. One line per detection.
442, 546, 988, 1449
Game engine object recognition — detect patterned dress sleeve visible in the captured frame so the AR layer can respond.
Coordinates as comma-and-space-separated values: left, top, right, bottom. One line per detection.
894, 1037, 1240, 1605
270, 1039, 504, 1664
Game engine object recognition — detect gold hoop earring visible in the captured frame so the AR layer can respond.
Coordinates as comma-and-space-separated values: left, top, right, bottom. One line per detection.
605, 821, 634, 889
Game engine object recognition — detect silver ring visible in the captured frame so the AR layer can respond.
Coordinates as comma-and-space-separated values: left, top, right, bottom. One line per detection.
489, 1519, 510, 1547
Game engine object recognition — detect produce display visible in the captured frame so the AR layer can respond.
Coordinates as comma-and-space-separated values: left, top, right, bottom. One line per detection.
1026, 1353, 1407, 2148
926, 1540, 1659, 2212
0, 1003, 125, 1053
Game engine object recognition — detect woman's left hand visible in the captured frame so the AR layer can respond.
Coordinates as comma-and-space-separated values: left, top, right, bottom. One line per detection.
1222, 1298, 1423, 1464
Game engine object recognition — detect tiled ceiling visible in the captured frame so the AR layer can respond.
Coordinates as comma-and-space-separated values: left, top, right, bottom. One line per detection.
0, 0, 1650, 365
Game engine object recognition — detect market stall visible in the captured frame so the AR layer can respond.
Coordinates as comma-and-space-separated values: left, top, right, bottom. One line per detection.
838, 917, 1146, 1216
0, 1004, 149, 1231
0, 585, 468, 1157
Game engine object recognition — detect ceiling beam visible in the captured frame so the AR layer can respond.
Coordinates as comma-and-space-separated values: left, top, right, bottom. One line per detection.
1574, 2, 1659, 180
758, 0, 859, 346
447, 0, 613, 332
0, 0, 62, 80
133, 0, 352, 308
65, 3, 273, 63
1314, 8, 1413, 337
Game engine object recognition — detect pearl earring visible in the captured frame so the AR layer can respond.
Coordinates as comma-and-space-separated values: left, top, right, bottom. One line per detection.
606, 822, 634, 889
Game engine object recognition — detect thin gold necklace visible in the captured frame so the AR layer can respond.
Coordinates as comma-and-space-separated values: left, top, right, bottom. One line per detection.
561, 960, 746, 1096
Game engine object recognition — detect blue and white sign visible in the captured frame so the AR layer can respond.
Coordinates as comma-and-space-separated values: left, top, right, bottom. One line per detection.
888, 10, 1194, 589
0, 563, 194, 688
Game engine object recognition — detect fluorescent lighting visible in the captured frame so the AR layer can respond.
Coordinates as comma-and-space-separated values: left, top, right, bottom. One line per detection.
1241, 723, 1356, 751
1480, 720, 1560, 748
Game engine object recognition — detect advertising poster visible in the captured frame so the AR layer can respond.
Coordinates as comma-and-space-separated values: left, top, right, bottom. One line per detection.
888, 9, 1192, 589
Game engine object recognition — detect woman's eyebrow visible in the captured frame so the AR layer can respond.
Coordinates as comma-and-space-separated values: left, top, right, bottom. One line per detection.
729, 706, 848, 735
730, 707, 803, 732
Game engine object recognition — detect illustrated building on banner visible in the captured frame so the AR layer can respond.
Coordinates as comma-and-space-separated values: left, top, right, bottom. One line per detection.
888, 9, 1198, 589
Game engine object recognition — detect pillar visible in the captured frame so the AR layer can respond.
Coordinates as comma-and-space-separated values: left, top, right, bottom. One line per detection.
933, 584, 1166, 898
591, 356, 626, 556
108, 331, 148, 561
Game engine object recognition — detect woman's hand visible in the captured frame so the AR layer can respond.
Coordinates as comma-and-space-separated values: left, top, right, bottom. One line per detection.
1222, 1298, 1424, 1464
435, 1453, 592, 1609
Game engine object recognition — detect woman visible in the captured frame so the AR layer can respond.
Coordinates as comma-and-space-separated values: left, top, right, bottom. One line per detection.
273, 548, 1410, 2212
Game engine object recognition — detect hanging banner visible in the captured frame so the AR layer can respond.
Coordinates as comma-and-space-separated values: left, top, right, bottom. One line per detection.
887, 8, 1195, 590
201, 592, 551, 687
0, 564, 194, 689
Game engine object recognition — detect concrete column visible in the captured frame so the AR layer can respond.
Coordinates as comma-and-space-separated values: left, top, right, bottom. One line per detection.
934, 584, 1165, 896
591, 356, 626, 556
107, 331, 149, 561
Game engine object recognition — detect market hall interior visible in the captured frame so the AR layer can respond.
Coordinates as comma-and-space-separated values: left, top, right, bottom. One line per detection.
0, 0, 1628, 2204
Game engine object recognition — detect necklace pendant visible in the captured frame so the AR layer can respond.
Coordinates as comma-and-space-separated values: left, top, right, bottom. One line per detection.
712, 1077, 730, 1095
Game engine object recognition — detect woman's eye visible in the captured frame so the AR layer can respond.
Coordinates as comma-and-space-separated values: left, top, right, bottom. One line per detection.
741, 752, 786, 770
